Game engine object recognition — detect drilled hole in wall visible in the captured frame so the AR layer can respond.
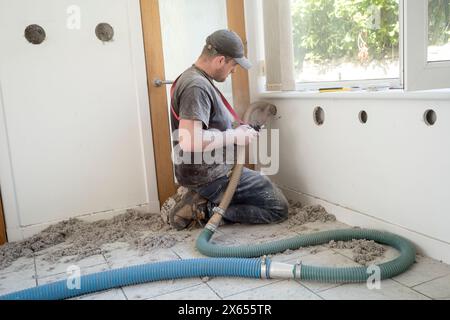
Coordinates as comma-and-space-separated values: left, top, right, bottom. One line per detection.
24, 24, 46, 44
95, 23, 114, 42
424, 109, 437, 126
313, 107, 325, 126
359, 110, 368, 124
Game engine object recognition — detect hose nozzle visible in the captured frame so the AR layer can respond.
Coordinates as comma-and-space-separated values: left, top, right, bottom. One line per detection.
205, 207, 226, 233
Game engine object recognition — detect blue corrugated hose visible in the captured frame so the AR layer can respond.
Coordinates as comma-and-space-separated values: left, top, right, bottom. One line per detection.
0, 258, 261, 300
0, 227, 416, 300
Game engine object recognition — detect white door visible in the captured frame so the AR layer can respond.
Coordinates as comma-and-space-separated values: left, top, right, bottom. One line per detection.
0, 0, 159, 240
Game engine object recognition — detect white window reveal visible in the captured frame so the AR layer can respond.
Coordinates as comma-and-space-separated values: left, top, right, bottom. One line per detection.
262, 0, 296, 91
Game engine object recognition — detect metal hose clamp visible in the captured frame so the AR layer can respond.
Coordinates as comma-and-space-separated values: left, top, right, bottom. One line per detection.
205, 223, 217, 233
293, 260, 302, 280
212, 207, 225, 216
260, 255, 268, 279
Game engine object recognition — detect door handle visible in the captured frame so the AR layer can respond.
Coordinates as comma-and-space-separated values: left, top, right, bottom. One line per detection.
153, 78, 174, 87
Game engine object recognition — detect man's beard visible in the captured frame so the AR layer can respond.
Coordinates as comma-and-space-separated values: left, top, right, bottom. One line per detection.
214, 76, 227, 82
213, 68, 229, 82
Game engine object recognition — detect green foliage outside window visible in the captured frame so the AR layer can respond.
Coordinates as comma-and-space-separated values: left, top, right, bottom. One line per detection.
428, 0, 450, 47
292, 0, 450, 72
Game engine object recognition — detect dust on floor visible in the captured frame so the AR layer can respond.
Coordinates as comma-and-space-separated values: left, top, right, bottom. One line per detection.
0, 210, 190, 270
0, 200, 385, 271
288, 200, 386, 266
287, 200, 336, 227
328, 239, 386, 266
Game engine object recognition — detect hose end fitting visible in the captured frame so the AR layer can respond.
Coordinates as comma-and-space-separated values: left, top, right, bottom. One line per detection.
205, 223, 218, 233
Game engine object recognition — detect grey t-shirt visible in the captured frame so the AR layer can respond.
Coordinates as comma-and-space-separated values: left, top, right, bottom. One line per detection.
170, 65, 234, 187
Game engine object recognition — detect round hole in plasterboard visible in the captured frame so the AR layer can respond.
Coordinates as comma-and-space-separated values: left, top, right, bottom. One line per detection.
359, 110, 368, 124
95, 23, 114, 42
24, 24, 46, 45
424, 109, 437, 126
313, 107, 325, 126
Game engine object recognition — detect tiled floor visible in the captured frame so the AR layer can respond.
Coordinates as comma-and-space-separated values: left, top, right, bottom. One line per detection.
1, 218, 450, 300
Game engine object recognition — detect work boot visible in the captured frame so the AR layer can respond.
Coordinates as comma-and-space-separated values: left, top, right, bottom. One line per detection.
160, 186, 189, 225
163, 187, 208, 230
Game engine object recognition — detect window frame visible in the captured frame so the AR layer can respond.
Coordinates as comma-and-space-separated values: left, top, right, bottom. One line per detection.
293, 78, 402, 92
404, 0, 450, 91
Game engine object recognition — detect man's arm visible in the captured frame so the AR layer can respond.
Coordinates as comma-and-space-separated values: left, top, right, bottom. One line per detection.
178, 119, 258, 153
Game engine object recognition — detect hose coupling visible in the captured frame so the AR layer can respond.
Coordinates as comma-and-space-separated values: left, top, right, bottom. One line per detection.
266, 261, 295, 279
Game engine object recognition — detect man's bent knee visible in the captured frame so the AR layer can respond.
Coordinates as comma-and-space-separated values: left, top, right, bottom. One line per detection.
267, 190, 289, 223
272, 200, 289, 223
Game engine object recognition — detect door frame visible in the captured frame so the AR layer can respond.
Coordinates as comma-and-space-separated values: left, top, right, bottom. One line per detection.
139, 0, 251, 206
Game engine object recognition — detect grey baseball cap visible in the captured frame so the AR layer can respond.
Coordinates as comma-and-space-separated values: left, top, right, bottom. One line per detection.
206, 29, 252, 70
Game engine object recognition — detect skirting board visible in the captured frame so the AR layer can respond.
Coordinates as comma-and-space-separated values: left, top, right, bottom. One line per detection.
279, 185, 450, 265
6, 201, 160, 242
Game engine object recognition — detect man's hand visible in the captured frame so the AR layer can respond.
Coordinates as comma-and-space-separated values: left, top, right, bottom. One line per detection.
231, 125, 259, 146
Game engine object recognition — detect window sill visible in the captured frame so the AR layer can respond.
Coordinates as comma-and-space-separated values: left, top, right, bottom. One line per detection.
258, 88, 450, 100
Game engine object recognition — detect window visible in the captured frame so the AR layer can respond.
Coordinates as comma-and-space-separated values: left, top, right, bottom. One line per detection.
262, 0, 450, 91
291, 0, 400, 85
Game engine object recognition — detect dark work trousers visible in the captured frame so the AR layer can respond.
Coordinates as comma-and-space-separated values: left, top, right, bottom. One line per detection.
192, 168, 289, 224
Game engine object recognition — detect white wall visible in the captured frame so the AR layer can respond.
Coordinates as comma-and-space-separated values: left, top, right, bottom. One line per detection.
0, 0, 160, 240
245, 0, 450, 263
